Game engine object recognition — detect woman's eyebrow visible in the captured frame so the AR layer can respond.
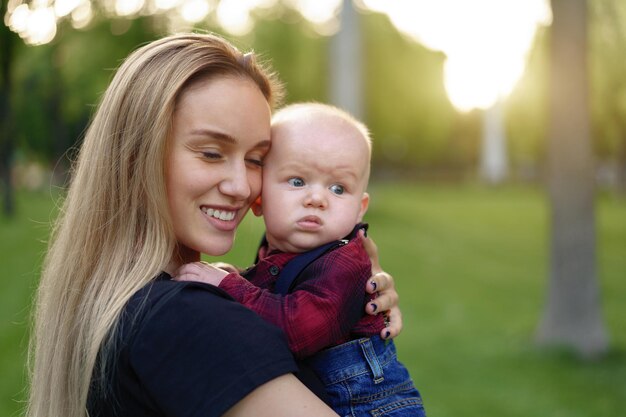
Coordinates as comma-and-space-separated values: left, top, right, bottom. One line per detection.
254, 140, 272, 149
188, 128, 270, 149
189, 128, 236, 144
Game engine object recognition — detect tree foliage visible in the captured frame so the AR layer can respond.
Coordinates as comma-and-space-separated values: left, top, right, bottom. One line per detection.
4, 1, 626, 187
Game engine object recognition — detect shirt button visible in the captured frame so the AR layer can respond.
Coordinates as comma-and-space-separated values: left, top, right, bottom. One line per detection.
269, 265, 280, 276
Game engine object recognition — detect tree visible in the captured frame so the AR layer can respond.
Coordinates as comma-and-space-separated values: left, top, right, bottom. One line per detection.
536, 0, 609, 358
0, 1, 18, 216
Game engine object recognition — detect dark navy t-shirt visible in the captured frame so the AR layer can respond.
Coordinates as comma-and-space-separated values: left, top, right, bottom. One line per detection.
88, 273, 297, 417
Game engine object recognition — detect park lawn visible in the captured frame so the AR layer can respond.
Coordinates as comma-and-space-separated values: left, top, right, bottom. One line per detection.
1, 184, 624, 417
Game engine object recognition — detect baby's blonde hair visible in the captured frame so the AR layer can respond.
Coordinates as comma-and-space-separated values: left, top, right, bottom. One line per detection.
27, 33, 281, 417
272, 102, 372, 181
273, 102, 371, 147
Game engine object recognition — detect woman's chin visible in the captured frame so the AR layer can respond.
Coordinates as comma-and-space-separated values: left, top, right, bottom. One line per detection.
201, 238, 235, 257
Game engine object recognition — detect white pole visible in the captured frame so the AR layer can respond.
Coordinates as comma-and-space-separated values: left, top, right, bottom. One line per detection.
480, 100, 508, 184
330, 0, 363, 119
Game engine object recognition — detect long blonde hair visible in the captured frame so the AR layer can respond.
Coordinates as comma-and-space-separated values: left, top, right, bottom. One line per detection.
27, 33, 282, 417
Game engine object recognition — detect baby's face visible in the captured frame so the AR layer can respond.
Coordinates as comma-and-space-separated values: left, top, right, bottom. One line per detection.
260, 114, 370, 253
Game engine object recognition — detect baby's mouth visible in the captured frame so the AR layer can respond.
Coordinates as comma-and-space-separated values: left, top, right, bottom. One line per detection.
298, 215, 322, 228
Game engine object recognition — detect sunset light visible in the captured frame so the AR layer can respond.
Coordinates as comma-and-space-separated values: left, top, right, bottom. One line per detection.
360, 0, 552, 111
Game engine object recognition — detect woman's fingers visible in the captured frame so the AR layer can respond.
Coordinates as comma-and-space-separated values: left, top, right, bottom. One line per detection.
366, 271, 393, 295
365, 282, 399, 314
364, 270, 404, 339
380, 306, 403, 339
359, 229, 382, 273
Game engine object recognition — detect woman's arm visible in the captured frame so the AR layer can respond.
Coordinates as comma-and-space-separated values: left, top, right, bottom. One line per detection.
359, 230, 403, 339
224, 374, 338, 417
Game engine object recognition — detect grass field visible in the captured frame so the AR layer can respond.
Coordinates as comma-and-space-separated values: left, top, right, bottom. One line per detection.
1, 184, 624, 417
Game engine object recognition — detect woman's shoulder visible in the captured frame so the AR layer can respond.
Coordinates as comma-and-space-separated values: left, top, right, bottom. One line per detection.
130, 271, 234, 308
126, 272, 264, 334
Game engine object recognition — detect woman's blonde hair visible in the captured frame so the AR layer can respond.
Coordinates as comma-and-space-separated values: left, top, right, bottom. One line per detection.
27, 33, 282, 417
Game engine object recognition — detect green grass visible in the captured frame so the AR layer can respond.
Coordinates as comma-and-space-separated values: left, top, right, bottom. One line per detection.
0, 191, 60, 417
1, 184, 624, 417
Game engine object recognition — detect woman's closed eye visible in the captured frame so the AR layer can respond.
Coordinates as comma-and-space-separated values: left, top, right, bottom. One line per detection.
287, 177, 305, 187
201, 150, 222, 160
246, 157, 264, 167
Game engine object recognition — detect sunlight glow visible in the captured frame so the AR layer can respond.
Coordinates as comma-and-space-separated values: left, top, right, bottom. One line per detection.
25, 7, 57, 45
290, 0, 341, 25
70, 0, 93, 29
4, 0, 349, 45
115, 0, 145, 16
7, 4, 30, 33
361, 0, 552, 111
179, 0, 211, 23
155, 0, 183, 11
285, 0, 342, 35
54, 0, 82, 17
216, 0, 254, 36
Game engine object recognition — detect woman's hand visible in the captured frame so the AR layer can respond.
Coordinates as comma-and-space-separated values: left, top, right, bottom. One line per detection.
359, 230, 403, 340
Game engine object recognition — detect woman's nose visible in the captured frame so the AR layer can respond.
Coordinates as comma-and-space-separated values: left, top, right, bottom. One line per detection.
219, 161, 251, 200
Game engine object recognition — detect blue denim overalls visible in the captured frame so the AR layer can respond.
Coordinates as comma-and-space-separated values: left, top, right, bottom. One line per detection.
304, 336, 426, 416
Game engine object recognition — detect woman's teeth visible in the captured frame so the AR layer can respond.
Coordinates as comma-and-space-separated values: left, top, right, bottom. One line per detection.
202, 207, 236, 221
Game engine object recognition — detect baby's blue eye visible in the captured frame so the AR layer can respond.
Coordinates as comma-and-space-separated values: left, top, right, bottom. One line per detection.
288, 177, 305, 187
329, 184, 344, 195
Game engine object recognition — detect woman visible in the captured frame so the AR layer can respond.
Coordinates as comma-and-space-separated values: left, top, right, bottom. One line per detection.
27, 33, 401, 417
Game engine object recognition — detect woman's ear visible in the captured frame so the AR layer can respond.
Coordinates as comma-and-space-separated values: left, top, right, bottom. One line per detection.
251, 196, 263, 217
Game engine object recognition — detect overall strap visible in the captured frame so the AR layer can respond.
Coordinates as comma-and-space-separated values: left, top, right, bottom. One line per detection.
273, 223, 368, 295
274, 240, 345, 295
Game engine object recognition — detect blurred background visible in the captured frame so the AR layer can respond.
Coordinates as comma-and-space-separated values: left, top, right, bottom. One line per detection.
1, 0, 624, 416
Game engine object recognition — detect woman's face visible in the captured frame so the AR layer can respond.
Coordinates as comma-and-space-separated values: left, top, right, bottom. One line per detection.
166, 76, 271, 261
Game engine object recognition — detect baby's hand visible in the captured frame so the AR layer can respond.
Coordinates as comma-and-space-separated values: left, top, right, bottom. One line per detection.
210, 262, 240, 274
173, 262, 229, 287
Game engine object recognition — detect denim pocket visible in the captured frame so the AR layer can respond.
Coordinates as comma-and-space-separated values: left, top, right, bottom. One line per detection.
369, 397, 425, 417
350, 378, 426, 417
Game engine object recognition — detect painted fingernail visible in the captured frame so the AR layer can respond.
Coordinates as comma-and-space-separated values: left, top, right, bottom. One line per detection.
370, 303, 377, 312
370, 281, 377, 291
385, 330, 391, 339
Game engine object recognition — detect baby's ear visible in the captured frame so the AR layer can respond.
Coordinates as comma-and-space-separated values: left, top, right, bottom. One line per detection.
251, 196, 263, 217
356, 192, 370, 222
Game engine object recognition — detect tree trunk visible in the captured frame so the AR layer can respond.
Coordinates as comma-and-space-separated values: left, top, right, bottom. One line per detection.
0, 2, 15, 217
617, 135, 626, 195
537, 0, 609, 358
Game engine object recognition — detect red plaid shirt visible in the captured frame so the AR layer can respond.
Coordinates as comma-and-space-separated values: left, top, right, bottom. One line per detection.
218, 238, 384, 359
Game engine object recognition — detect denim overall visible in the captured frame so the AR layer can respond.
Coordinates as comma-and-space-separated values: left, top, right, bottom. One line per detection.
304, 336, 426, 417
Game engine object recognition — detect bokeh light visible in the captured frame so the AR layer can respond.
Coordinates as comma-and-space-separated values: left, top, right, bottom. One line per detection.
4, 0, 551, 109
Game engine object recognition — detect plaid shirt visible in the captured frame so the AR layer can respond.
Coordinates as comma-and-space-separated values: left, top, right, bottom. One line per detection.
218, 237, 384, 359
